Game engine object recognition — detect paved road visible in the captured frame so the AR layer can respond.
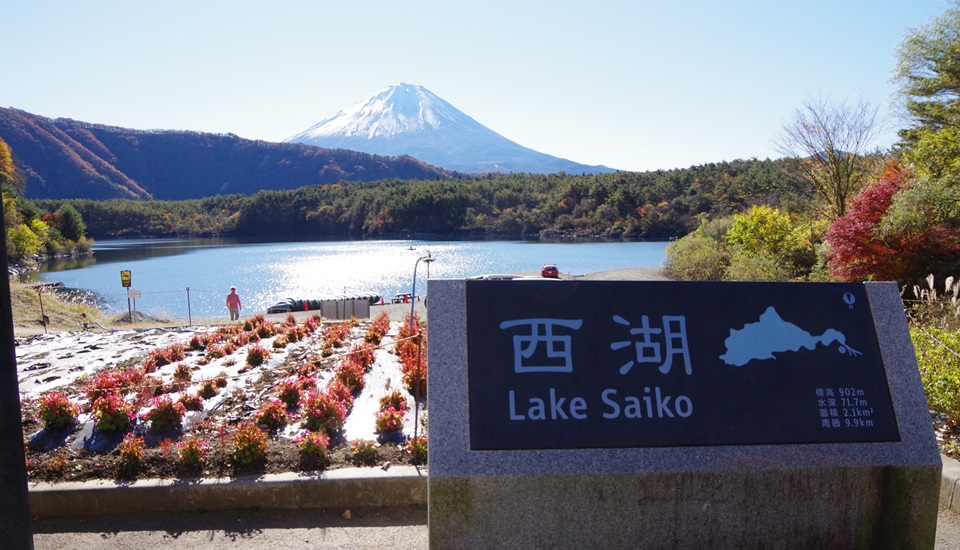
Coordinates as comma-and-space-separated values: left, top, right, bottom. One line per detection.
32, 505, 428, 550
31, 504, 960, 549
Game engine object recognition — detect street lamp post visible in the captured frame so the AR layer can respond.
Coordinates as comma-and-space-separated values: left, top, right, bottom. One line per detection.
409, 251, 434, 329
409, 251, 434, 444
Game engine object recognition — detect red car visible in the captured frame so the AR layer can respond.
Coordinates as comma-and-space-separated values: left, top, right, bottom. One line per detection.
541, 264, 559, 278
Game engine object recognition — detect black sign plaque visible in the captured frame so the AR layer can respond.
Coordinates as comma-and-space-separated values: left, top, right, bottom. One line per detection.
466, 281, 900, 450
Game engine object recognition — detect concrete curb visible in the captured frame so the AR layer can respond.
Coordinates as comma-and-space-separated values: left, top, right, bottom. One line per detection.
26, 454, 960, 519
941, 453, 960, 514
28, 465, 427, 519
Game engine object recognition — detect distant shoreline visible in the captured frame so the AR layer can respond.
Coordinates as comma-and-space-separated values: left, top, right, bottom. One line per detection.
12, 267, 669, 336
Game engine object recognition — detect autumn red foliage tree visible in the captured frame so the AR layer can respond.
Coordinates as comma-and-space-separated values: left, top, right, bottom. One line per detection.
825, 163, 960, 283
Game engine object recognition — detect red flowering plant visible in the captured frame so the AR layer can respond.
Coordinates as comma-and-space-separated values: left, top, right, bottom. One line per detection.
172, 363, 193, 387
143, 395, 187, 433
256, 321, 277, 339
301, 390, 347, 434
334, 357, 366, 394
231, 422, 268, 466
118, 433, 145, 469
246, 344, 270, 367
178, 393, 204, 411
85, 369, 133, 402
198, 379, 218, 399
276, 379, 302, 410
177, 436, 210, 470
255, 399, 289, 432
407, 435, 428, 465
187, 334, 207, 351
91, 392, 133, 431
36, 391, 80, 430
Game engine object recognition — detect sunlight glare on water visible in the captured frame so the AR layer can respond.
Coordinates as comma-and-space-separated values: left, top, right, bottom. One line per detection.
30, 238, 670, 320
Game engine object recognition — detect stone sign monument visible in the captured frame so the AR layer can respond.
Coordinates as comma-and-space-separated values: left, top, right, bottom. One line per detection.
428, 279, 941, 548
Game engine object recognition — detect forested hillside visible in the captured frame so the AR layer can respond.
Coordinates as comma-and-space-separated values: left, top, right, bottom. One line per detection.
32, 159, 804, 240
0, 107, 456, 200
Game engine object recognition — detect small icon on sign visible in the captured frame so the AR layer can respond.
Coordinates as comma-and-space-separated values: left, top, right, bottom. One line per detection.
843, 292, 856, 309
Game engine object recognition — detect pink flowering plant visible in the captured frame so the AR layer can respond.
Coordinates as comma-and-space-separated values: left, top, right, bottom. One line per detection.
36, 391, 79, 430
301, 390, 347, 433
294, 430, 329, 463
92, 392, 133, 431
379, 390, 409, 413
374, 407, 405, 435
143, 395, 187, 433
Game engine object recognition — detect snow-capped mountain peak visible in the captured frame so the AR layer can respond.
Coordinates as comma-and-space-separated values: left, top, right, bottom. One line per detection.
286, 83, 616, 174
291, 83, 471, 140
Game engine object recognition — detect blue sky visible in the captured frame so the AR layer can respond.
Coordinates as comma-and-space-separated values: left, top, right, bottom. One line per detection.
1, 1, 950, 172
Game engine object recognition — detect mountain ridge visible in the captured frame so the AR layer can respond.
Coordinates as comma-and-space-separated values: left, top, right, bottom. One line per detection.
0, 107, 455, 200
286, 83, 617, 175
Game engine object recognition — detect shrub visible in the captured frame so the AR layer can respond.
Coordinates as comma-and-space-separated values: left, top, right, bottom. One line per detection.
118, 433, 145, 468
374, 407, 405, 435
255, 399, 289, 431
912, 325, 960, 424
246, 345, 270, 366
92, 392, 133, 431
301, 390, 347, 433
231, 423, 268, 465
407, 435, 428, 465
177, 436, 210, 469
143, 395, 187, 433
663, 233, 730, 281
272, 335, 289, 349
36, 391, 79, 430
295, 430, 329, 462
214, 372, 229, 388
178, 393, 204, 411
723, 250, 791, 282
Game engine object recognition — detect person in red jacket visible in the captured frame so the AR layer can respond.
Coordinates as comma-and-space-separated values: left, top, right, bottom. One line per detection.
226, 286, 242, 321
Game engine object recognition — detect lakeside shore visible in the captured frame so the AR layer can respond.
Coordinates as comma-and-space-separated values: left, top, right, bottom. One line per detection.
12, 267, 669, 337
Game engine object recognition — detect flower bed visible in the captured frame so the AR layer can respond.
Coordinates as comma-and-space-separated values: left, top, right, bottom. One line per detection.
18, 311, 428, 482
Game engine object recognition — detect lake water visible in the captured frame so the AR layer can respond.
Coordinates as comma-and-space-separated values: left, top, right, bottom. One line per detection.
25, 238, 670, 320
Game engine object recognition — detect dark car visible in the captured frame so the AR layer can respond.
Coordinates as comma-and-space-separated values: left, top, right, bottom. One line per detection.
541, 264, 559, 278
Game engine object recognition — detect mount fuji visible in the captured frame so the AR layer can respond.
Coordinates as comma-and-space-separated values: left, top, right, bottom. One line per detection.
285, 83, 616, 175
